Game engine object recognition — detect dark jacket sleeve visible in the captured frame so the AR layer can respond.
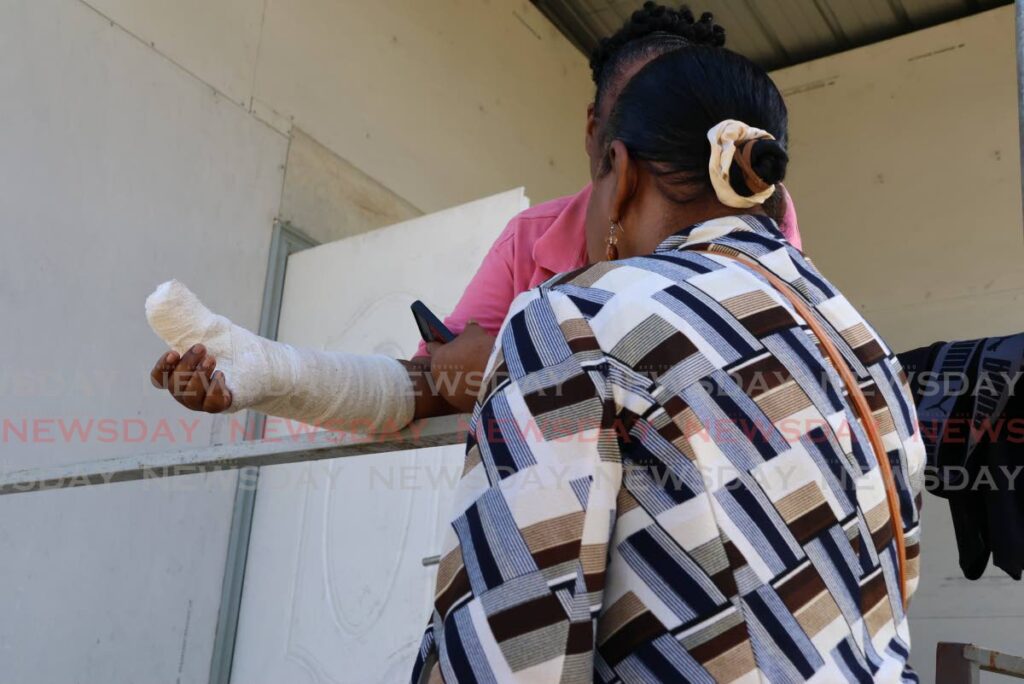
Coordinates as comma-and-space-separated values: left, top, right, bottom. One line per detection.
897, 335, 1024, 580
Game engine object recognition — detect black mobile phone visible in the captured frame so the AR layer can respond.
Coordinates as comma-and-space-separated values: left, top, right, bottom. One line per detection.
411, 300, 455, 344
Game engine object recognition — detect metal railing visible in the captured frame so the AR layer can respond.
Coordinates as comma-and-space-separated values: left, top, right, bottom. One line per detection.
0, 414, 468, 496
937, 643, 1024, 683
9, 420, 1024, 681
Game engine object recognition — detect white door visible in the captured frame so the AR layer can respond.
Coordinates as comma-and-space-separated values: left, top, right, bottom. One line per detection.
231, 189, 529, 684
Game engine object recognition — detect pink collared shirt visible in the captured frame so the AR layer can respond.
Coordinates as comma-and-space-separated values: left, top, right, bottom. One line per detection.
416, 183, 802, 355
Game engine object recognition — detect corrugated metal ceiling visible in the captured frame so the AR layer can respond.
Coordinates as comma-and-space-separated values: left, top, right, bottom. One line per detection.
532, 0, 1012, 70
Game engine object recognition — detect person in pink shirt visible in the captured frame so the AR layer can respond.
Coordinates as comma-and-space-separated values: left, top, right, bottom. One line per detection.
417, 185, 799, 357
415, 4, 802, 414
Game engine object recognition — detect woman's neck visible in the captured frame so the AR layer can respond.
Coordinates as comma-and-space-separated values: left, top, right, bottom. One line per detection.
624, 194, 766, 258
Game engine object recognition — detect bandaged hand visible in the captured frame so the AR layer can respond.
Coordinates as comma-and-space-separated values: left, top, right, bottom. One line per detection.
145, 280, 415, 433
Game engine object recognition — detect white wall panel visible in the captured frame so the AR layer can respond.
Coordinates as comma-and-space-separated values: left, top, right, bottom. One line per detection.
0, 0, 287, 681
232, 189, 528, 684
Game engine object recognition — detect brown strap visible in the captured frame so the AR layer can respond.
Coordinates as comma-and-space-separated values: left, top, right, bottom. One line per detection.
689, 246, 908, 609
735, 140, 772, 195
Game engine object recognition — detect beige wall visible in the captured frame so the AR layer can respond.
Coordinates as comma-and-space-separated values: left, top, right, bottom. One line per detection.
775, 6, 1024, 353
773, 7, 1024, 682
1, 1, 288, 682
84, 0, 593, 215
2, 1, 592, 682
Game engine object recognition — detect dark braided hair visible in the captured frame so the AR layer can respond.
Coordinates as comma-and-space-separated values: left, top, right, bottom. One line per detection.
589, 3, 726, 114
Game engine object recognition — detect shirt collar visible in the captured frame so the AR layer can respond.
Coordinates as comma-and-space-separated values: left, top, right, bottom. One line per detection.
654, 214, 786, 254
532, 184, 593, 276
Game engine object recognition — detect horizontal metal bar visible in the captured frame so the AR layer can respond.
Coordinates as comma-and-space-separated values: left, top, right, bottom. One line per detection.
964, 644, 1024, 677
0, 415, 468, 496
422, 555, 441, 567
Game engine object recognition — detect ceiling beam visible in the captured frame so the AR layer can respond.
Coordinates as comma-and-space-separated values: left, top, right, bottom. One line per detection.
529, 0, 1015, 70
812, 0, 852, 49
741, 0, 791, 67
885, 0, 916, 31
532, 0, 603, 53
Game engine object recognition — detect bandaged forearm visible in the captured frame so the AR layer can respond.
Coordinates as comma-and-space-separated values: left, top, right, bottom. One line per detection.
145, 280, 415, 433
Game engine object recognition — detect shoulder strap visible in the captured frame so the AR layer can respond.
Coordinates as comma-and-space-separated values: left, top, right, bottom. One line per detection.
688, 246, 908, 609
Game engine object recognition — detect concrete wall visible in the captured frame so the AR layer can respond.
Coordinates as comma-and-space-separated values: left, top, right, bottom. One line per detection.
0, 1, 590, 682
82, 0, 593, 213
278, 130, 420, 245
776, 6, 1024, 352
0, 2, 286, 682
773, 7, 1024, 682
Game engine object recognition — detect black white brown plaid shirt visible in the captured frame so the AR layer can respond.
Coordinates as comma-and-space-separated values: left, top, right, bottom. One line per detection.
413, 215, 924, 683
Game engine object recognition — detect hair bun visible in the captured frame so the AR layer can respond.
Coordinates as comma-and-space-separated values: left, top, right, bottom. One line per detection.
747, 139, 788, 185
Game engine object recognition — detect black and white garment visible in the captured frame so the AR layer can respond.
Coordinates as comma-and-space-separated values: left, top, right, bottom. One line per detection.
901, 334, 1024, 580
414, 215, 923, 683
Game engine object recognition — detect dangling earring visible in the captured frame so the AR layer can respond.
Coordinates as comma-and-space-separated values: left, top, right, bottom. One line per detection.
606, 221, 622, 261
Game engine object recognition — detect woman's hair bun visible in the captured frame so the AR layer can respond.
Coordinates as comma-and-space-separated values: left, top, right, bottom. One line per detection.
725, 138, 788, 200
746, 139, 788, 186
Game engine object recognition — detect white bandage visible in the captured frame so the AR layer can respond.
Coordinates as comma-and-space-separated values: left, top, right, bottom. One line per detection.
145, 280, 415, 433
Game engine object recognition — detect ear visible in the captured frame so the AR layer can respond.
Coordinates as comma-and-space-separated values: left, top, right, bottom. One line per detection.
607, 140, 637, 224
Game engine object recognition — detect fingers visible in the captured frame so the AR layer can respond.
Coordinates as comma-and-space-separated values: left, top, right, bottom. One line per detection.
172, 342, 206, 376
150, 350, 180, 389
169, 343, 205, 395
203, 370, 233, 413
425, 341, 441, 356
164, 344, 208, 410
180, 354, 215, 410
151, 344, 230, 413
172, 344, 207, 409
